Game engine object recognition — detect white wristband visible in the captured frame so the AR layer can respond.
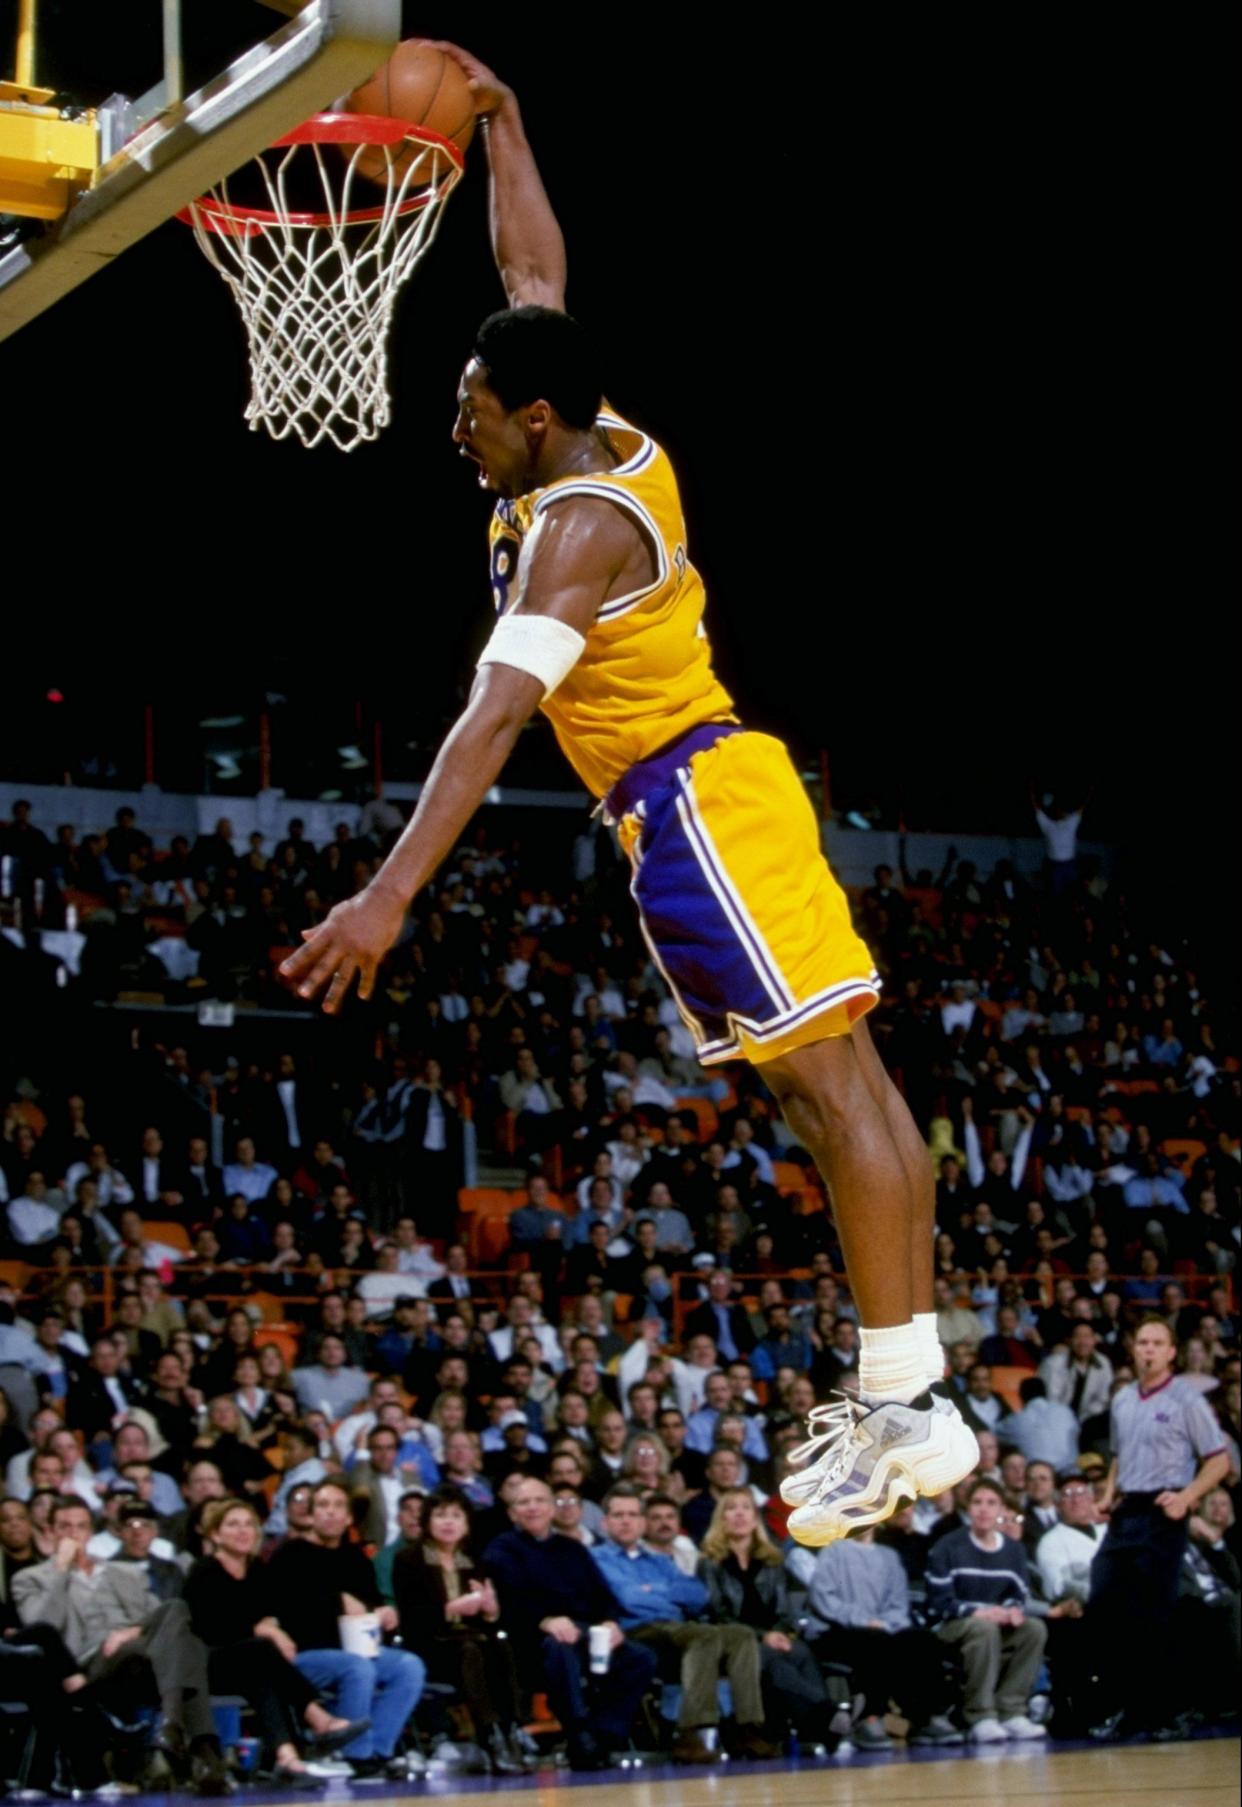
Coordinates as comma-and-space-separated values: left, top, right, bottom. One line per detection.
477, 611, 586, 697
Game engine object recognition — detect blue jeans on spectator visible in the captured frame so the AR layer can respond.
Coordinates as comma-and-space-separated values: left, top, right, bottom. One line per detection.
294, 1647, 425, 1758
539, 1634, 657, 1749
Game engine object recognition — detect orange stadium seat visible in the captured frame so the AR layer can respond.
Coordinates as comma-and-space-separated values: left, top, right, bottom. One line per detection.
674, 1097, 718, 1140
145, 1221, 192, 1253
254, 1326, 300, 1368
0, 1261, 31, 1290
1161, 1138, 1207, 1173
988, 1366, 1029, 1414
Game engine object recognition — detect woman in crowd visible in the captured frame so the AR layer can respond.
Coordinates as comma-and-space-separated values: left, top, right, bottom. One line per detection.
233, 1352, 282, 1449
392, 1485, 525, 1775
257, 1344, 299, 1418
429, 1389, 472, 1451
193, 1395, 275, 1503
199, 1309, 260, 1396
621, 1432, 670, 1495
697, 1489, 829, 1743
184, 1498, 366, 1785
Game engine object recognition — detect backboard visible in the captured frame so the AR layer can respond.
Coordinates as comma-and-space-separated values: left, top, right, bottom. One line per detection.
0, 0, 401, 342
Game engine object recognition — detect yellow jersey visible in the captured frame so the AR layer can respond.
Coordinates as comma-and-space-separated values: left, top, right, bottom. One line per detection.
487, 408, 736, 799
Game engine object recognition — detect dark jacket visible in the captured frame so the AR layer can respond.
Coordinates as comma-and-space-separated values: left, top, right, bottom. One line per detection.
65, 1366, 144, 1442
392, 1543, 497, 1657
483, 1527, 619, 1658
683, 1302, 757, 1356
695, 1551, 797, 1634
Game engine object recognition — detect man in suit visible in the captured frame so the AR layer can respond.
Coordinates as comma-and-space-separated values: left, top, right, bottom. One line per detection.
66, 1334, 145, 1458
13, 1496, 230, 1794
403, 1061, 464, 1242
683, 1270, 755, 1360
349, 1425, 436, 1548
1020, 1461, 1061, 1563
261, 1053, 326, 1168
133, 1128, 186, 1218
175, 1136, 225, 1214
427, 1243, 490, 1308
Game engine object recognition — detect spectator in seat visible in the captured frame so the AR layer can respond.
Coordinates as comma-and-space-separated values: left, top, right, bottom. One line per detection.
392, 1485, 526, 1775
751, 1301, 813, 1381
928, 1478, 1047, 1743
14, 1494, 232, 1794
641, 1493, 700, 1577
934, 1275, 985, 1350
498, 1050, 564, 1154
593, 1484, 770, 1765
264, 1478, 426, 1778
351, 1424, 438, 1546
1019, 1460, 1061, 1557
65, 1333, 144, 1462
979, 1304, 1040, 1370
960, 1362, 1007, 1433
372, 1489, 426, 1605
266, 1427, 328, 1539
184, 1496, 366, 1778
997, 1377, 1082, 1472
805, 1526, 963, 1749
483, 1477, 657, 1772
1039, 1324, 1113, 1424
221, 1137, 278, 1206
695, 1489, 826, 1745
292, 1333, 369, 1421
684, 1271, 756, 1360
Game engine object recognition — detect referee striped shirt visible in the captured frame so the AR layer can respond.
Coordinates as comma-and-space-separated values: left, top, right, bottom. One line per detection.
1111, 1374, 1226, 1493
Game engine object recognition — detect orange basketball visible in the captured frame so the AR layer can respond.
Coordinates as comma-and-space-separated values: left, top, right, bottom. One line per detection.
343, 41, 476, 186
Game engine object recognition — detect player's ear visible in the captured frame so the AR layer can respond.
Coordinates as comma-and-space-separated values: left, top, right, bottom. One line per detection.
523, 399, 552, 439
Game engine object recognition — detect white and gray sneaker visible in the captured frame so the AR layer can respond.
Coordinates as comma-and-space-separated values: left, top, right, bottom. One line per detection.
931, 1393, 981, 1489
781, 1391, 979, 1547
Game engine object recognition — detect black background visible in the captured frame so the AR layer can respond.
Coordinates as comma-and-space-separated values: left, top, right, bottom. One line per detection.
1, 6, 1237, 889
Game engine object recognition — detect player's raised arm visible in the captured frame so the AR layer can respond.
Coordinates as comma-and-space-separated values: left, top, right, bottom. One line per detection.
280, 497, 630, 1013
429, 41, 567, 311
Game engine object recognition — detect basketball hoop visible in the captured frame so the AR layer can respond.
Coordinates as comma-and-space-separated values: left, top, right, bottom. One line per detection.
183, 113, 464, 452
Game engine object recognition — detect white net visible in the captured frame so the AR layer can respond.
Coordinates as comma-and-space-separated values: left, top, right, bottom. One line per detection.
187, 127, 463, 452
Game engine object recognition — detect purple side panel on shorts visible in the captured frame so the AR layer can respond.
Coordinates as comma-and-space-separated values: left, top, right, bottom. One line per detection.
632, 779, 774, 1037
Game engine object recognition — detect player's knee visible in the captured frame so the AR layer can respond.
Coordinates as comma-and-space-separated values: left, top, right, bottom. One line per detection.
766, 1044, 870, 1140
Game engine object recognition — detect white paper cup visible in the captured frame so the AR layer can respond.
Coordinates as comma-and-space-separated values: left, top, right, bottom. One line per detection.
588, 1624, 612, 1674
339, 1613, 382, 1659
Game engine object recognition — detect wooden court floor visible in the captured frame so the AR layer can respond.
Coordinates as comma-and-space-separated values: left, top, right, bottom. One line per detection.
392, 1738, 1240, 1807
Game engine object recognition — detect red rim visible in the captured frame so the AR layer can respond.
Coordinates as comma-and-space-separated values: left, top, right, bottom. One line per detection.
179, 113, 466, 233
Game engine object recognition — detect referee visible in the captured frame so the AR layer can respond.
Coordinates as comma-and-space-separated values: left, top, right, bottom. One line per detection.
1088, 1316, 1229, 1740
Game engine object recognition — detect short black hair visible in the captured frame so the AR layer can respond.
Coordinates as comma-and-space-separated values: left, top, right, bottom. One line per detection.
473, 306, 602, 430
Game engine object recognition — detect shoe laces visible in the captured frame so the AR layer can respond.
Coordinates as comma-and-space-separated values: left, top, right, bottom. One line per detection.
786, 1393, 865, 1485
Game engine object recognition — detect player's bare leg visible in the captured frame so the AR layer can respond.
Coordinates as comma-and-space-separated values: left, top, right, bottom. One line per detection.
761, 1029, 978, 1545
851, 1018, 979, 1463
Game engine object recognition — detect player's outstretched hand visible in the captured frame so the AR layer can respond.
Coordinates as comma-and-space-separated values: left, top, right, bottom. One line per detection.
279, 886, 407, 1014
423, 41, 512, 117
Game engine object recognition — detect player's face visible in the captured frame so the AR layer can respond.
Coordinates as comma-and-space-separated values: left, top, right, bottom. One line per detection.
453, 360, 529, 497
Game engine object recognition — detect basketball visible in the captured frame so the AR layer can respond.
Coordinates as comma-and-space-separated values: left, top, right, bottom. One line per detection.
343, 41, 476, 187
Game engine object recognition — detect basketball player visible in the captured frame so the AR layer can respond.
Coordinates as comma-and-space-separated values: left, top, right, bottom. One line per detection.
282, 41, 978, 1544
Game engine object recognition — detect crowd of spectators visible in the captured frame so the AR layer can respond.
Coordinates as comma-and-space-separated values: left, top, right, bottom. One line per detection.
0, 796, 1237, 1789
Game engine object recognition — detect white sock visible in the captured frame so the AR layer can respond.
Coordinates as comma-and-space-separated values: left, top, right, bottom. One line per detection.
858, 1323, 928, 1406
914, 1312, 945, 1388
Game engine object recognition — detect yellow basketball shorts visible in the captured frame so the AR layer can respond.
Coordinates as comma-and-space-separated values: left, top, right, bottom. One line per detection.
610, 725, 880, 1067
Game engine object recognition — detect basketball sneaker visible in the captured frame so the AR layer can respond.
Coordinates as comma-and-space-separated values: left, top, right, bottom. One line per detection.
781, 1391, 979, 1547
